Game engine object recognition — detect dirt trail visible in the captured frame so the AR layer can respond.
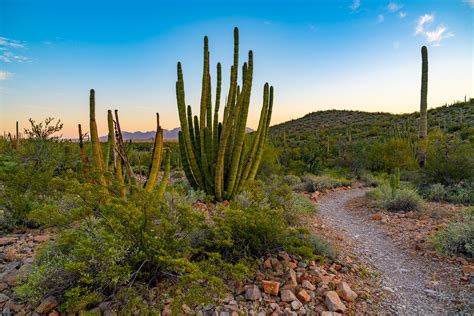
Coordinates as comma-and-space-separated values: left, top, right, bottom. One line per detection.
315, 188, 467, 315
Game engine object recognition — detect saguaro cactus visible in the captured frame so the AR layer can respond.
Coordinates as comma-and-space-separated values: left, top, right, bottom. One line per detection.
418, 46, 428, 168
82, 89, 169, 197
176, 27, 274, 201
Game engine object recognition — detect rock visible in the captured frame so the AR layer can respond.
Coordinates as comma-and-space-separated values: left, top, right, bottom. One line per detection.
283, 269, 298, 288
162, 307, 172, 316
33, 235, 50, 242
280, 289, 297, 302
325, 291, 346, 313
462, 265, 474, 274
17, 263, 32, 282
321, 312, 342, 316
2, 307, 12, 316
0, 283, 8, 291
0, 237, 18, 246
245, 285, 262, 301
35, 296, 59, 314
0, 293, 10, 303
297, 289, 311, 303
336, 282, 358, 302
290, 299, 303, 311
382, 286, 395, 294
49, 311, 60, 316
287, 262, 297, 269
372, 213, 383, 221
182, 304, 191, 314
262, 280, 280, 296
302, 280, 315, 291
263, 258, 273, 269
2, 268, 19, 287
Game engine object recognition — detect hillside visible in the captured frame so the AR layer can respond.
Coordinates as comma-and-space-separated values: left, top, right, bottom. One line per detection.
270, 100, 474, 142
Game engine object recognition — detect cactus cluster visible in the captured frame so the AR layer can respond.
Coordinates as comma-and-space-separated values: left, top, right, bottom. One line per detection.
81, 89, 170, 197
418, 45, 428, 168
176, 27, 274, 201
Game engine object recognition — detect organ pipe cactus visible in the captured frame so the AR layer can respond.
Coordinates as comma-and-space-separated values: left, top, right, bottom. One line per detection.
418, 46, 428, 168
83, 89, 169, 197
176, 27, 274, 201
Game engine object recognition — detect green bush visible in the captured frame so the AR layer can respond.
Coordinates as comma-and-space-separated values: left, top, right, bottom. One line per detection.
368, 184, 423, 212
282, 174, 301, 186
431, 207, 474, 258
426, 183, 448, 202
296, 174, 352, 193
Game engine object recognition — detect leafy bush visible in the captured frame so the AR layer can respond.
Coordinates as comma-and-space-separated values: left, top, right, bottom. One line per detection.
368, 184, 423, 212
282, 174, 301, 186
426, 183, 448, 202
359, 172, 386, 187
295, 174, 352, 193
431, 207, 474, 258
18, 175, 331, 312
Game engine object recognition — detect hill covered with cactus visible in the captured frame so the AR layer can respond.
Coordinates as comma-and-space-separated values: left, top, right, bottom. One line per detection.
270, 100, 473, 143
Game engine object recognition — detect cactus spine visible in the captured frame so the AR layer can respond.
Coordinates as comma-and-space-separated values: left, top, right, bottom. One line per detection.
418, 46, 428, 168
176, 27, 274, 201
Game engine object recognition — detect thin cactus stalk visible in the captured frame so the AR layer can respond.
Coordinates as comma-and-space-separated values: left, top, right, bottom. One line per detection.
89, 89, 107, 186
80, 89, 169, 198
78, 124, 89, 166
176, 28, 273, 201
144, 113, 164, 192
15, 121, 19, 149
418, 46, 428, 168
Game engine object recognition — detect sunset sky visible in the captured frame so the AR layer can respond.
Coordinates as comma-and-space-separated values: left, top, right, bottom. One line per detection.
1, 0, 472, 138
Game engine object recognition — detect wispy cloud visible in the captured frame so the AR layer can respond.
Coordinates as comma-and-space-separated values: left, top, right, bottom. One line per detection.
377, 14, 385, 23
387, 2, 403, 12
0, 36, 29, 64
399, 11, 407, 18
0, 71, 13, 80
415, 14, 454, 46
415, 14, 434, 35
350, 0, 361, 11
464, 0, 474, 8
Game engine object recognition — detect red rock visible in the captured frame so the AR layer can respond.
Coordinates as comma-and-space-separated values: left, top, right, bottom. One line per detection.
280, 289, 297, 302
325, 291, 346, 313
372, 213, 383, 221
297, 289, 311, 303
462, 265, 474, 274
49, 311, 60, 316
336, 282, 358, 302
262, 280, 280, 296
288, 261, 297, 269
35, 296, 58, 314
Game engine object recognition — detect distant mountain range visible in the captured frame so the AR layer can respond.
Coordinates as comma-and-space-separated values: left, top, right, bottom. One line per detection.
99, 127, 253, 142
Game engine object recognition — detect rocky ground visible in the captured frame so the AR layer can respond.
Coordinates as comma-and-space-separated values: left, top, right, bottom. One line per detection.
308, 187, 473, 315
1, 187, 472, 315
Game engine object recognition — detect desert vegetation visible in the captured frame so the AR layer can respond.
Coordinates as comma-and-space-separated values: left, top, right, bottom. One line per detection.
0, 28, 472, 315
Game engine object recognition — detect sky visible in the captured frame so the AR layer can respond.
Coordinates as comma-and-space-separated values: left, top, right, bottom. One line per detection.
0, 0, 473, 138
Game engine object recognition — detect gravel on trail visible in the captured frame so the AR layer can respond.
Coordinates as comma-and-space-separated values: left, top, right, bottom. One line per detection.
315, 188, 471, 315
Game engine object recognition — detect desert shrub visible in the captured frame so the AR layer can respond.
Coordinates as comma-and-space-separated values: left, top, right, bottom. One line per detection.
367, 184, 423, 212
18, 181, 249, 312
426, 183, 448, 202
431, 207, 474, 258
359, 172, 386, 187
296, 174, 352, 193
419, 130, 474, 185
282, 174, 301, 186
419, 181, 473, 205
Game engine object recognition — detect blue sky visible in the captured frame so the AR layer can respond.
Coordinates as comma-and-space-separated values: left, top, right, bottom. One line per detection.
1, 0, 472, 137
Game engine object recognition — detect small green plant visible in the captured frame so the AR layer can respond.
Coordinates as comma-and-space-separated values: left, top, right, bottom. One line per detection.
426, 183, 448, 201
296, 174, 352, 193
368, 184, 423, 212
431, 207, 474, 258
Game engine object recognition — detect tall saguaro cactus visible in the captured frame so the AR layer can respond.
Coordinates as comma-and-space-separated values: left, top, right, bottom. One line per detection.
82, 89, 170, 198
176, 27, 274, 201
418, 46, 428, 168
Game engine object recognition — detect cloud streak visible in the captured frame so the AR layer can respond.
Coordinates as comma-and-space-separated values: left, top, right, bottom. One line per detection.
0, 36, 29, 64
415, 14, 454, 46
0, 71, 13, 80
350, 0, 361, 11
387, 2, 403, 12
